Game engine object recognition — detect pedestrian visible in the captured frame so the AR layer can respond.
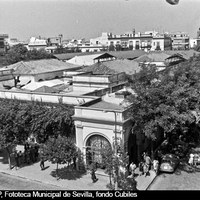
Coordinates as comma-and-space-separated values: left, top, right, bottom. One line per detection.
193, 154, 199, 167
24, 142, 29, 151
129, 162, 136, 178
26, 149, 31, 164
40, 157, 45, 170
24, 150, 27, 164
14, 151, 20, 170
143, 152, 152, 176
152, 160, 159, 174
90, 164, 98, 183
18, 151, 23, 166
188, 154, 194, 166
30, 146, 35, 163
138, 161, 144, 176
73, 156, 77, 169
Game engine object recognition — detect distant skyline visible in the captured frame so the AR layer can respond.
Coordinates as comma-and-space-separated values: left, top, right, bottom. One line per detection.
0, 0, 200, 41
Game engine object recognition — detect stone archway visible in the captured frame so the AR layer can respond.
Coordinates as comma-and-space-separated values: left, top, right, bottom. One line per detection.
85, 134, 111, 168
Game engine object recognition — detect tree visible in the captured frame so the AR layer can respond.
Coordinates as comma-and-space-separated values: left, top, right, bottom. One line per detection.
27, 48, 53, 60
30, 103, 74, 143
128, 55, 200, 158
41, 135, 77, 177
0, 99, 29, 168
101, 139, 136, 190
5, 44, 28, 64
101, 145, 115, 188
0, 99, 75, 169
5, 44, 53, 65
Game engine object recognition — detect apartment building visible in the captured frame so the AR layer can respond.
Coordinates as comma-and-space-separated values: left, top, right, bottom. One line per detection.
0, 34, 9, 55
168, 32, 190, 50
88, 31, 172, 52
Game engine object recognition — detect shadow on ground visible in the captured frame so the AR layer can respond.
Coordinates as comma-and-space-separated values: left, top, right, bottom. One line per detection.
50, 166, 87, 180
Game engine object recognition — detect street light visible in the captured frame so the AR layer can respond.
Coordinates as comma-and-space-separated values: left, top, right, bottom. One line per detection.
103, 109, 118, 190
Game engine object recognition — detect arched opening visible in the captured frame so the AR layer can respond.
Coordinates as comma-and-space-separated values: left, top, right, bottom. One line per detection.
85, 134, 111, 169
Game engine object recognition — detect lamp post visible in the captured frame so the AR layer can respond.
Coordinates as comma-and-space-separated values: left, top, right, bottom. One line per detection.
103, 109, 118, 190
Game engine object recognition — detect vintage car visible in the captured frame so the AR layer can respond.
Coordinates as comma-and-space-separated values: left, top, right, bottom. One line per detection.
159, 154, 180, 173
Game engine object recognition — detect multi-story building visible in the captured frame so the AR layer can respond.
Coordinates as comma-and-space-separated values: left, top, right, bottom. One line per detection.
168, 32, 190, 50
86, 31, 172, 52
0, 34, 9, 55
28, 37, 47, 51
190, 28, 200, 49
6, 38, 22, 48
108, 31, 172, 52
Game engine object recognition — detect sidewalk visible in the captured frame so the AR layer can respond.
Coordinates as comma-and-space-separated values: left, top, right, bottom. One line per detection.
0, 149, 156, 190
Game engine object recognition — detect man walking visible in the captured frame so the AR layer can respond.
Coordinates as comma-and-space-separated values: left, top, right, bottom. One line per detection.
14, 151, 20, 170
40, 157, 45, 170
143, 152, 152, 176
90, 164, 98, 183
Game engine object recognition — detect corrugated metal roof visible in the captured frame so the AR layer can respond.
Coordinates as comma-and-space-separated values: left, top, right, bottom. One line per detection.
106, 60, 140, 74
135, 52, 170, 62
53, 52, 101, 60
67, 54, 103, 66
109, 50, 147, 60
78, 59, 140, 75
163, 50, 200, 59
33, 85, 59, 93
21, 79, 64, 91
78, 63, 116, 75
53, 50, 146, 61
6, 59, 80, 75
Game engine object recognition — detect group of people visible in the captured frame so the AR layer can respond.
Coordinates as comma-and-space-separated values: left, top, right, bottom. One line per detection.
13, 143, 39, 170
138, 152, 152, 177
188, 153, 200, 167
128, 152, 159, 178
24, 143, 39, 164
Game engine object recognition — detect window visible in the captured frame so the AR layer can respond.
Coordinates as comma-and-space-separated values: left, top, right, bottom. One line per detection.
135, 41, 140, 49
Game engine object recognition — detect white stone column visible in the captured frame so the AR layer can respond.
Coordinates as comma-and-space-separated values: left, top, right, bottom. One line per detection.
75, 124, 84, 170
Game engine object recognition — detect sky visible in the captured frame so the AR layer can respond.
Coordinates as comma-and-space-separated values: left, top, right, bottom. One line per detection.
0, 0, 200, 41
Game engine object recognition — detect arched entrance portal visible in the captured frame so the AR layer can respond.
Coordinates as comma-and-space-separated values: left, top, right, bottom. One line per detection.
86, 134, 111, 168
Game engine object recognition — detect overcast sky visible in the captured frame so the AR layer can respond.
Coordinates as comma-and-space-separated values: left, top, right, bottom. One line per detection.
0, 0, 200, 41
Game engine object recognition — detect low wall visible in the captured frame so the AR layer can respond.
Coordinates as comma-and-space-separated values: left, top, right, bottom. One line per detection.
0, 89, 98, 105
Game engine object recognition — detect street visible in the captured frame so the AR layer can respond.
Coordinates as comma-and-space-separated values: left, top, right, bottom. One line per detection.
148, 165, 200, 190
0, 172, 63, 190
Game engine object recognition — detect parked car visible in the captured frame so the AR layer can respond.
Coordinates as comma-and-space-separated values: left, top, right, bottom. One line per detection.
159, 154, 180, 173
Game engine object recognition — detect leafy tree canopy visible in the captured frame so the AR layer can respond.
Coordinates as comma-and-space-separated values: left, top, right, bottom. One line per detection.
5, 44, 53, 65
0, 99, 74, 150
40, 135, 78, 176
128, 55, 200, 143
42, 135, 77, 165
